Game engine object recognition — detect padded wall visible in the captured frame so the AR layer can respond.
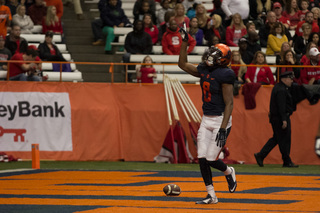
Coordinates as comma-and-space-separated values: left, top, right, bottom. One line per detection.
0, 82, 319, 165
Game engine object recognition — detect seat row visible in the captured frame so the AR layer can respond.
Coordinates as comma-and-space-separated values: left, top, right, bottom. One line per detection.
1, 34, 83, 82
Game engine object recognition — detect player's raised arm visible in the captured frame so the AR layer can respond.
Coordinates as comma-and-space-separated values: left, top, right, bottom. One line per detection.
178, 27, 200, 77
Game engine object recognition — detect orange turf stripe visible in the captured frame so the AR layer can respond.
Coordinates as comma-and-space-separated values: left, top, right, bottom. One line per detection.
0, 171, 319, 212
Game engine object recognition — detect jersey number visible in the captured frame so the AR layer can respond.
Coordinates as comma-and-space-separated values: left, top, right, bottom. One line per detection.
202, 81, 211, 102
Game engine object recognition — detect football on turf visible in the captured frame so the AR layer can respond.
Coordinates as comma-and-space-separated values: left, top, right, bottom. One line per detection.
163, 184, 181, 196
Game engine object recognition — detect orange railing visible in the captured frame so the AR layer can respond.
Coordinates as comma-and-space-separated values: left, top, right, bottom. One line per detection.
2, 60, 320, 83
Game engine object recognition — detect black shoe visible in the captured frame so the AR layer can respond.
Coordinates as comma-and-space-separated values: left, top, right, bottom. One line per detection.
195, 194, 218, 204
254, 153, 264, 167
283, 163, 299, 168
225, 167, 237, 193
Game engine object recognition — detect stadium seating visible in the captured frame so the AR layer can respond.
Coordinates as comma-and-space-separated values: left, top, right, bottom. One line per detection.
0, 33, 83, 82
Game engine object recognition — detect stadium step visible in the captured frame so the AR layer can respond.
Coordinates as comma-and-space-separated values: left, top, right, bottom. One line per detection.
62, 0, 125, 82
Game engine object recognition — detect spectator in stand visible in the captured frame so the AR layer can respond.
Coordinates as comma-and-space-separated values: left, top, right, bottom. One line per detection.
0, 36, 12, 71
168, 0, 182, 9
245, 51, 275, 85
276, 41, 291, 64
27, 0, 47, 26
158, 10, 175, 43
134, 0, 157, 24
298, 0, 309, 21
246, 30, 261, 56
311, 7, 320, 25
189, 17, 203, 46
186, 2, 197, 20
207, 34, 220, 46
43, 0, 63, 19
157, 0, 172, 25
259, 11, 276, 47
174, 3, 189, 29
209, 0, 226, 26
309, 32, 320, 49
273, 2, 290, 29
91, 0, 131, 50
205, 14, 226, 44
143, 13, 158, 44
8, 48, 40, 81
225, 13, 247, 47
12, 5, 35, 34
5, 25, 28, 55
123, 20, 153, 62
38, 31, 71, 71
221, 0, 250, 26
238, 37, 253, 64
300, 41, 317, 64
277, 49, 300, 83
162, 18, 196, 55
182, 0, 199, 12
133, 0, 156, 20
42, 6, 63, 35
27, 44, 47, 81
295, 11, 319, 38
231, 50, 246, 83
0, 0, 12, 38
294, 22, 311, 57
250, 0, 272, 24
136, 55, 157, 83
243, 21, 258, 40
195, 4, 210, 32
6, 0, 19, 16
300, 47, 320, 84
266, 22, 288, 55
282, 0, 300, 30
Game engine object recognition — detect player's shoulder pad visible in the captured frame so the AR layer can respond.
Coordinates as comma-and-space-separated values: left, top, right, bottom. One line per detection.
218, 67, 236, 84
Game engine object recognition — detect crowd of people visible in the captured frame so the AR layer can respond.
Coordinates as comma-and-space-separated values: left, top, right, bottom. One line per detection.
0, 0, 78, 81
92, 0, 320, 85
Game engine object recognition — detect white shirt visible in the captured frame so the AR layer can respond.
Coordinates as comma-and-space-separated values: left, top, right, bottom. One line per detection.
253, 67, 260, 83
221, 0, 249, 20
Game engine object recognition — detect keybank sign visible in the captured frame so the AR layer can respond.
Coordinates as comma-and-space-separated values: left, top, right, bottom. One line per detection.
0, 92, 72, 151
0, 101, 65, 120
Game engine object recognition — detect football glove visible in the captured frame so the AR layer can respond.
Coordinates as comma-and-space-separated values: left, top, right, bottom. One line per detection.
216, 128, 227, 148
179, 25, 189, 42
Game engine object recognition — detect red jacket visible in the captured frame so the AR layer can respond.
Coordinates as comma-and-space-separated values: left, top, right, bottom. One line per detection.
161, 28, 196, 55
295, 20, 319, 37
245, 64, 275, 85
226, 26, 247, 46
300, 59, 320, 84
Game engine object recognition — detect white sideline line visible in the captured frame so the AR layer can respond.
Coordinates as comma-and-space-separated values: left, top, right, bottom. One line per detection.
0, 168, 33, 173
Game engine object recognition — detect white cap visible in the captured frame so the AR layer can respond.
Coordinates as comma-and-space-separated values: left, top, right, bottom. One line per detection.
309, 47, 320, 56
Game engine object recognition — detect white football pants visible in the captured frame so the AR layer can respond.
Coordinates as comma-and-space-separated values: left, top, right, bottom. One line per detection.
197, 115, 232, 161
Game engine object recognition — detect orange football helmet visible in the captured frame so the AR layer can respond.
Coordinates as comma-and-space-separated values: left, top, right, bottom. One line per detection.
205, 43, 232, 66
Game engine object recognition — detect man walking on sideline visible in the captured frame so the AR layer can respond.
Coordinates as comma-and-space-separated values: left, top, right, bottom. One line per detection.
254, 71, 299, 168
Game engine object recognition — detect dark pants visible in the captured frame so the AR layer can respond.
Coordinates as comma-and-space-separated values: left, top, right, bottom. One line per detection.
258, 116, 292, 165
91, 19, 103, 41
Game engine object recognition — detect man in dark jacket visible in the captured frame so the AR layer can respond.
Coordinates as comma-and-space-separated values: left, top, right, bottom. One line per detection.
91, 0, 131, 49
122, 19, 153, 81
5, 25, 28, 55
254, 71, 299, 167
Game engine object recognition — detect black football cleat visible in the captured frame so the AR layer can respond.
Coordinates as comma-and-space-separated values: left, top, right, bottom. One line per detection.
195, 194, 218, 204
225, 167, 237, 193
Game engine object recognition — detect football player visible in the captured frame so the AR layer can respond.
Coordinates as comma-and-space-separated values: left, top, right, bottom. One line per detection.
178, 27, 237, 204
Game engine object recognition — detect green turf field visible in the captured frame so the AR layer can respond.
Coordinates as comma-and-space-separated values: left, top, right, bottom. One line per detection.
1, 161, 319, 174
